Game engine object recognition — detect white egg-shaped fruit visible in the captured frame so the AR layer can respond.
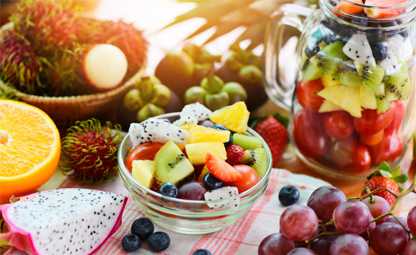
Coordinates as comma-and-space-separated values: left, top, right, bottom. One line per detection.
83, 44, 128, 90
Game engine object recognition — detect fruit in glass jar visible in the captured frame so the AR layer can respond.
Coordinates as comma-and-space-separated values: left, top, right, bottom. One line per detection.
328, 138, 356, 169
185, 142, 227, 165
125, 142, 164, 170
364, 0, 406, 19
353, 108, 395, 135
335, 0, 363, 15
318, 85, 362, 118
294, 110, 329, 159
352, 145, 371, 172
231, 165, 259, 193
279, 205, 319, 241
370, 132, 403, 164
132, 160, 155, 189
360, 130, 384, 146
333, 201, 372, 234
296, 80, 324, 111
323, 111, 354, 139
178, 182, 207, 200
307, 186, 347, 222
154, 141, 194, 185
385, 100, 405, 135
258, 233, 295, 255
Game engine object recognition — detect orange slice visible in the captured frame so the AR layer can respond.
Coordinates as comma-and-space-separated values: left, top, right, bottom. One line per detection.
0, 100, 61, 203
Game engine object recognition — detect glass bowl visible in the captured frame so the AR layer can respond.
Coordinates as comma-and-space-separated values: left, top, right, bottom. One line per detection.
118, 112, 272, 235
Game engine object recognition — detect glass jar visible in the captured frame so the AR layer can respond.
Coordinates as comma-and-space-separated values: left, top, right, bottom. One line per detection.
265, 1, 416, 180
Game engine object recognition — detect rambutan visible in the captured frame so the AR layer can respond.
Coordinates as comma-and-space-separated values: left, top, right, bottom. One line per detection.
62, 118, 122, 182
76, 19, 148, 76
11, 0, 79, 55
0, 30, 43, 94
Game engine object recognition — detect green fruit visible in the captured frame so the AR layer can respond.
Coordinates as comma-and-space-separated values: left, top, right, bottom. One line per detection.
356, 64, 385, 92
250, 148, 268, 177
318, 85, 362, 117
184, 86, 206, 104
322, 73, 340, 87
132, 160, 155, 188
320, 41, 348, 60
339, 71, 362, 87
137, 103, 165, 122
151, 83, 171, 107
222, 82, 247, 103
205, 91, 230, 110
302, 60, 323, 81
137, 76, 157, 102
201, 75, 224, 94
238, 65, 263, 84
384, 64, 410, 100
232, 133, 263, 150
123, 89, 144, 111
154, 141, 194, 184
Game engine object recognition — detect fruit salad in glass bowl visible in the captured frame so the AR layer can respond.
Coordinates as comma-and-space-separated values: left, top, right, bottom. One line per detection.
118, 102, 272, 234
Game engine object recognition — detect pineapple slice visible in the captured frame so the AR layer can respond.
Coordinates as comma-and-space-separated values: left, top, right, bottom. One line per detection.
318, 86, 362, 117
181, 124, 230, 143
210, 102, 250, 133
185, 142, 227, 165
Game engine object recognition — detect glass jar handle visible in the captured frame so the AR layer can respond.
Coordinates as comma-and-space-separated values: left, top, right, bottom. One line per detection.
264, 4, 315, 111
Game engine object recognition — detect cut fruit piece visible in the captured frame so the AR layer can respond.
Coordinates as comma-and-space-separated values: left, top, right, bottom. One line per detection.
335, 0, 364, 15
360, 86, 377, 110
250, 148, 269, 177
83, 44, 128, 91
357, 64, 385, 92
320, 41, 348, 61
0, 100, 61, 203
322, 73, 340, 87
360, 130, 384, 146
210, 102, 249, 133
384, 64, 411, 101
181, 124, 230, 143
318, 85, 362, 117
232, 133, 263, 150
154, 141, 194, 184
343, 34, 375, 66
296, 80, 324, 111
197, 165, 210, 182
364, 0, 406, 19
185, 142, 227, 165
125, 142, 164, 170
206, 153, 242, 182
302, 60, 323, 81
339, 71, 362, 87
132, 160, 155, 188
319, 100, 343, 113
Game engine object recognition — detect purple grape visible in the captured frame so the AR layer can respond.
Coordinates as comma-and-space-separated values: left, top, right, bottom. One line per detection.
330, 234, 369, 255
370, 222, 409, 255
258, 233, 295, 255
403, 239, 416, 255
280, 205, 319, 242
287, 247, 316, 255
307, 186, 347, 222
363, 195, 391, 218
333, 201, 372, 234
310, 236, 336, 255
178, 182, 206, 200
408, 207, 416, 235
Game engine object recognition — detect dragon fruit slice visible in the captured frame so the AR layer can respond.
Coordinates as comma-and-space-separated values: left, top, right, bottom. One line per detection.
204, 186, 240, 209
0, 189, 127, 255
173, 103, 212, 126
387, 35, 413, 62
343, 33, 375, 66
380, 49, 401, 75
129, 118, 188, 147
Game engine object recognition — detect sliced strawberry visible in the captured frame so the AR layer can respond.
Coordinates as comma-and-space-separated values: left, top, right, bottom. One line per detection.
335, 0, 364, 15
255, 116, 288, 166
206, 153, 242, 182
364, 0, 406, 19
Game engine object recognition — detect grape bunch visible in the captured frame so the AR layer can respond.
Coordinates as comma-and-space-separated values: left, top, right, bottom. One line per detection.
259, 175, 416, 254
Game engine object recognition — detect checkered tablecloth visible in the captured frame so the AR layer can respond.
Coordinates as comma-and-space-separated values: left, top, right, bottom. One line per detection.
7, 168, 416, 255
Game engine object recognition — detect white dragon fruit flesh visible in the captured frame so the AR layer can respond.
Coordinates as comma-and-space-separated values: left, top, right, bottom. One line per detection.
343, 33, 376, 66
387, 34, 413, 62
0, 189, 127, 255
129, 118, 188, 147
204, 186, 240, 209
380, 49, 401, 75
173, 103, 212, 126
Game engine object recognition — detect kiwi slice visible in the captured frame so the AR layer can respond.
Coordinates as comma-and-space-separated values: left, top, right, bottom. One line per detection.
339, 71, 363, 87
322, 73, 340, 87
249, 148, 268, 177
356, 64, 385, 92
232, 133, 263, 150
302, 60, 323, 81
384, 64, 411, 100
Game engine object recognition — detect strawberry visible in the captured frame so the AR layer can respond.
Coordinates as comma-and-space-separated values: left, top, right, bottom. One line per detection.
206, 153, 242, 182
255, 116, 288, 166
365, 176, 400, 205
226, 144, 245, 165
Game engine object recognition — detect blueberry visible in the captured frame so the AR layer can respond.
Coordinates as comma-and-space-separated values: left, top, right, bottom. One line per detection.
193, 249, 213, 255
131, 217, 154, 240
147, 232, 171, 252
321, 33, 337, 44
351, 16, 368, 27
371, 42, 388, 61
121, 234, 141, 252
279, 185, 300, 206
160, 183, 178, 198
203, 173, 224, 190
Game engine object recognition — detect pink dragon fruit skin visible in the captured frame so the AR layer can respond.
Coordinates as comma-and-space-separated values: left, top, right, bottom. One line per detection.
0, 189, 128, 255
